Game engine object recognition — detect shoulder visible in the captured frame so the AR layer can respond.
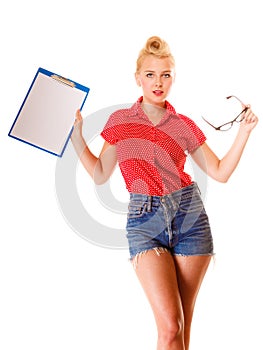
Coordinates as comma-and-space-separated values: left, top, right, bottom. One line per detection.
176, 112, 197, 127
174, 113, 204, 135
172, 112, 206, 149
105, 103, 137, 126
101, 102, 138, 144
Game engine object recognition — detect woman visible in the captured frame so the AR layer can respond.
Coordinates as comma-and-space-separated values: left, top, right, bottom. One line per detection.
71, 36, 258, 350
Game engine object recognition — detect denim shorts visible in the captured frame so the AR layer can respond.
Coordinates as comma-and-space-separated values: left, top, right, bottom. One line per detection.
126, 183, 214, 260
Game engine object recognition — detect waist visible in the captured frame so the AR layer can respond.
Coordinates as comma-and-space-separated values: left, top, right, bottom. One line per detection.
129, 182, 200, 207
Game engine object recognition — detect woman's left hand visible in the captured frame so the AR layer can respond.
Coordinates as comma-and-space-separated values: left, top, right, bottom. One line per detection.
240, 106, 258, 133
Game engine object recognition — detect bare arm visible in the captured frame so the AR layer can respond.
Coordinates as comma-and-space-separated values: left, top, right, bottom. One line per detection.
71, 110, 117, 185
191, 107, 258, 183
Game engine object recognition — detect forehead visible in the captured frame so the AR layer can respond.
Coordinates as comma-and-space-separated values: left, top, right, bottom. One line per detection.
140, 56, 174, 72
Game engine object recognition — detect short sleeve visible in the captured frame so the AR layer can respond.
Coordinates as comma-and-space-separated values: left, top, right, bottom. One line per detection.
179, 115, 206, 153
100, 111, 121, 145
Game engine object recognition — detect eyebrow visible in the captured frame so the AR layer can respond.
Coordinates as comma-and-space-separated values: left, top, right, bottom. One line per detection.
144, 70, 173, 73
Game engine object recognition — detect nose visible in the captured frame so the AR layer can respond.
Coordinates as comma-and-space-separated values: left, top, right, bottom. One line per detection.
155, 78, 162, 87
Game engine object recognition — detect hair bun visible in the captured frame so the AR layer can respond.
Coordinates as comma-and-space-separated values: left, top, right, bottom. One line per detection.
146, 36, 162, 53
136, 35, 175, 72
145, 36, 170, 56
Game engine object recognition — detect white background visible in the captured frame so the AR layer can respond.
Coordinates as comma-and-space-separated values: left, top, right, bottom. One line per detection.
1, 1, 262, 349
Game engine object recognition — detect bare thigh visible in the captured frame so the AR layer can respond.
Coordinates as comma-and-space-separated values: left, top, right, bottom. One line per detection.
134, 250, 184, 335
174, 255, 212, 349
174, 255, 212, 316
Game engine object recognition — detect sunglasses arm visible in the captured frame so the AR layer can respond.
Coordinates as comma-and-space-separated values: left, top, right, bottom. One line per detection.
201, 116, 221, 130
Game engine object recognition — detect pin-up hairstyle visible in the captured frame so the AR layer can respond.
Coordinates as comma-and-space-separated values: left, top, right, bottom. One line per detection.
136, 36, 175, 73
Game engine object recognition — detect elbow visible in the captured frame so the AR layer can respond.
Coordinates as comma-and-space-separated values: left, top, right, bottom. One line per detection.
209, 162, 233, 183
92, 167, 107, 185
94, 179, 108, 185
217, 177, 229, 184
212, 173, 231, 183
93, 160, 115, 185
209, 170, 231, 183
94, 176, 107, 185
93, 172, 111, 185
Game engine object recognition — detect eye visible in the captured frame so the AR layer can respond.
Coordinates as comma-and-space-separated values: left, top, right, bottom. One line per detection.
163, 73, 171, 78
146, 73, 154, 78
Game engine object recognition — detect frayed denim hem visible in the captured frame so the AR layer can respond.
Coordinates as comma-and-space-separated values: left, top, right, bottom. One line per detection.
130, 247, 170, 269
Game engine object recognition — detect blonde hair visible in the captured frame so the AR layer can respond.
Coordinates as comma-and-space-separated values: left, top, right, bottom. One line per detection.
136, 36, 175, 73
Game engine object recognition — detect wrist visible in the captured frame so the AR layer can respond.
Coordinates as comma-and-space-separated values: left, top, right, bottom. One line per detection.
71, 128, 83, 141
237, 126, 251, 139
71, 132, 86, 149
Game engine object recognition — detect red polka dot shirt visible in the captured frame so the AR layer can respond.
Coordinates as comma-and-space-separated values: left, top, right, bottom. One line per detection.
101, 97, 206, 196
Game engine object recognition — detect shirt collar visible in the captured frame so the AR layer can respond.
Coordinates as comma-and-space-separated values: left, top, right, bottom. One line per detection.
130, 96, 177, 118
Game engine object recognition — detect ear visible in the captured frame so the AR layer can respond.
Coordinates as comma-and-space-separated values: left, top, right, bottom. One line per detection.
135, 72, 141, 87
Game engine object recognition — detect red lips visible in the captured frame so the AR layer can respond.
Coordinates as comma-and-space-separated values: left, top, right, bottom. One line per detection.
153, 90, 163, 96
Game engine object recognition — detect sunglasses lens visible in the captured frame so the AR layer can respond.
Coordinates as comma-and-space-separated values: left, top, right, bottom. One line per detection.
219, 123, 233, 131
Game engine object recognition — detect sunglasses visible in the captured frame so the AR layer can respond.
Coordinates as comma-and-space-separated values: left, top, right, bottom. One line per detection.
202, 95, 248, 131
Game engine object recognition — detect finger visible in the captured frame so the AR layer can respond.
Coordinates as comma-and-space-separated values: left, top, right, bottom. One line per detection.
75, 109, 83, 122
243, 106, 253, 116
249, 114, 258, 124
76, 109, 81, 118
244, 111, 257, 124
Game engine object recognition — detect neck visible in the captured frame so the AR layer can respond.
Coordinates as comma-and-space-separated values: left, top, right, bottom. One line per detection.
141, 102, 166, 126
141, 102, 166, 117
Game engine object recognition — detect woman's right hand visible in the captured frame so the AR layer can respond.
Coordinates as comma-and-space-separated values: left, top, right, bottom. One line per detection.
71, 109, 83, 140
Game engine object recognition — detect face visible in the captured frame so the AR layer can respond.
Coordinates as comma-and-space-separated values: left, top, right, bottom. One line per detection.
135, 55, 175, 107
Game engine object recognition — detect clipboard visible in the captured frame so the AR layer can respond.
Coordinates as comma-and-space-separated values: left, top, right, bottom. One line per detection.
8, 67, 90, 157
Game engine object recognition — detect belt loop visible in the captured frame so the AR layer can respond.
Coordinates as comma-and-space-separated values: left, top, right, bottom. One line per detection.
147, 196, 152, 212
